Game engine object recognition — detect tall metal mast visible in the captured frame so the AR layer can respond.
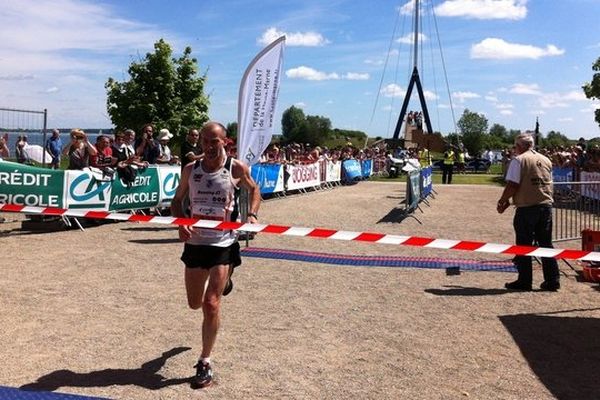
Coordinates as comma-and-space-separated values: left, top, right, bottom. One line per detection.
392, 0, 433, 140
413, 0, 419, 69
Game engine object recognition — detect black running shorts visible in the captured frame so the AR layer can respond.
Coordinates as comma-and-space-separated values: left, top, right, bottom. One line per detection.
181, 242, 242, 269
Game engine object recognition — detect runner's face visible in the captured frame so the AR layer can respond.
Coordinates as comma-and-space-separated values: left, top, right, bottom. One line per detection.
201, 128, 225, 161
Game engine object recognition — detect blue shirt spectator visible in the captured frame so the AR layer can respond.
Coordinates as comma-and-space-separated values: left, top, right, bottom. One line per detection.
45, 129, 63, 169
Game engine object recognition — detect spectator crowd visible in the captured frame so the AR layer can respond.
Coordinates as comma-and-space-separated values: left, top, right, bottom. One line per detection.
2, 126, 597, 180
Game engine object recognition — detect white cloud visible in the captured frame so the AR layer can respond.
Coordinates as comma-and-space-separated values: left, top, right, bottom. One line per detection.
286, 66, 340, 81
381, 84, 404, 97
435, 0, 527, 20
0, 1, 162, 55
424, 90, 439, 100
396, 33, 428, 44
295, 102, 307, 108
558, 117, 573, 122
0, 74, 36, 81
509, 83, 542, 95
471, 38, 564, 60
496, 103, 514, 109
562, 90, 588, 101
45, 87, 59, 93
485, 95, 498, 102
258, 27, 329, 47
539, 94, 569, 108
398, 1, 415, 16
364, 58, 383, 66
344, 72, 370, 80
326, 100, 334, 104
452, 91, 480, 102
286, 67, 369, 81
500, 110, 513, 115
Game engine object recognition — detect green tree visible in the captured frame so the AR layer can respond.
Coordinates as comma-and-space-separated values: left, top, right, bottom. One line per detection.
281, 106, 306, 142
226, 122, 238, 140
485, 123, 510, 149
303, 115, 332, 146
583, 57, 600, 128
105, 39, 209, 141
457, 109, 488, 156
543, 130, 571, 148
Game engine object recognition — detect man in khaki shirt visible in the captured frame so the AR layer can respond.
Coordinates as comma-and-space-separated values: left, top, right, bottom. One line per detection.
497, 133, 560, 291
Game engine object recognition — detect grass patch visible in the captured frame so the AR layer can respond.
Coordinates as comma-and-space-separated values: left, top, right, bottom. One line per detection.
372, 172, 505, 186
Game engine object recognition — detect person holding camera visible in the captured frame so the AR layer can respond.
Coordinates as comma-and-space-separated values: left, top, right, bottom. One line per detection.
135, 123, 160, 164
0, 135, 9, 160
63, 129, 98, 170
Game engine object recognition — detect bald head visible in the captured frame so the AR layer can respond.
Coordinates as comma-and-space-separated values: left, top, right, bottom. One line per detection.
200, 121, 227, 139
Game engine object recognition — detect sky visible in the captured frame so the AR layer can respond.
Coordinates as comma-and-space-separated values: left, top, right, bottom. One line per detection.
1, 0, 600, 140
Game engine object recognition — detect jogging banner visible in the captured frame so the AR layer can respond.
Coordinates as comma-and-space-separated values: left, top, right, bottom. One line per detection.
2, 203, 599, 262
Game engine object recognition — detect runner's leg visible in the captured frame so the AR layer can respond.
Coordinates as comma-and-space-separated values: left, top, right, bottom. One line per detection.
201, 264, 229, 358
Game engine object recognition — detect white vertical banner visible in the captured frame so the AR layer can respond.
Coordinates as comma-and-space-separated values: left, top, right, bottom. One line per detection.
237, 36, 285, 166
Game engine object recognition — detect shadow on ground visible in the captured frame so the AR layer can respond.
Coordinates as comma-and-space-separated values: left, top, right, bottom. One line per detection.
425, 285, 508, 296
499, 311, 600, 400
20, 347, 192, 392
129, 238, 180, 244
377, 206, 416, 223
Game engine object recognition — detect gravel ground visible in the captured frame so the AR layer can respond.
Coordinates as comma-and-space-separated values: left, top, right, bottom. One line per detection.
0, 181, 598, 400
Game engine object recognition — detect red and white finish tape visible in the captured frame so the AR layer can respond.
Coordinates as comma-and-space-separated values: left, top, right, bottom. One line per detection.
2, 203, 598, 262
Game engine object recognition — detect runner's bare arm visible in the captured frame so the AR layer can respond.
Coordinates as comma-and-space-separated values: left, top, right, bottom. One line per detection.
232, 160, 260, 223
172, 162, 193, 240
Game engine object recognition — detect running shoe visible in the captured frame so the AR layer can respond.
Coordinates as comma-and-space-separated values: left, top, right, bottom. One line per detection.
192, 361, 213, 389
540, 281, 560, 292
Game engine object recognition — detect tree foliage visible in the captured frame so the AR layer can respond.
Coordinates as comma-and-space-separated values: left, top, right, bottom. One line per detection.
226, 122, 238, 140
105, 39, 209, 141
457, 109, 488, 155
583, 56, 600, 128
280, 106, 366, 147
281, 106, 306, 143
541, 130, 570, 148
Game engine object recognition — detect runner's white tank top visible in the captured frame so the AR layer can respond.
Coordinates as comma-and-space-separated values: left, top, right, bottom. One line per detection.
187, 154, 238, 247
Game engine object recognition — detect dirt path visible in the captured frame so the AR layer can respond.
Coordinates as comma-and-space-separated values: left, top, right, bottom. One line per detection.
1, 182, 598, 399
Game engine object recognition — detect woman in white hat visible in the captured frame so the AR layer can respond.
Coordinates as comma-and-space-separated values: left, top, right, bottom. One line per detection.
156, 128, 180, 165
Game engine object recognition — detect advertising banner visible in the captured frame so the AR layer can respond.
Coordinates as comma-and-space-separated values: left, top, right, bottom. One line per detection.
407, 170, 421, 211
325, 160, 341, 183
361, 159, 373, 178
237, 36, 285, 166
110, 167, 160, 211
286, 162, 320, 191
0, 160, 64, 207
65, 170, 112, 210
552, 167, 574, 183
250, 163, 284, 194
342, 159, 362, 182
580, 171, 600, 200
157, 165, 181, 206
421, 166, 432, 198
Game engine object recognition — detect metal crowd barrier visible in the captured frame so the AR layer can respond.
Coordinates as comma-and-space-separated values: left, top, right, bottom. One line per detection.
553, 181, 600, 242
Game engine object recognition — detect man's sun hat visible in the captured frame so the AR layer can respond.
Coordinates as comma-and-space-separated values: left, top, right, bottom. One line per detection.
158, 129, 173, 141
